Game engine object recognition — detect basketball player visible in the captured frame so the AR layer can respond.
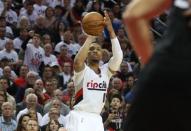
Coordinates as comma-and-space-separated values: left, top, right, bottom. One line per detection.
65, 11, 123, 131
123, 0, 191, 130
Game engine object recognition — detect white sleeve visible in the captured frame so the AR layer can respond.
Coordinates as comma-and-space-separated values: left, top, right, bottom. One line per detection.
73, 65, 88, 86
108, 37, 123, 71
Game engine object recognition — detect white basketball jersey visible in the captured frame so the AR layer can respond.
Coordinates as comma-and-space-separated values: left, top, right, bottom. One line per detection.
73, 64, 113, 114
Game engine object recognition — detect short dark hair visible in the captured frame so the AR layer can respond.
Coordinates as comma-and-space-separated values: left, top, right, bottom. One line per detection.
111, 94, 122, 103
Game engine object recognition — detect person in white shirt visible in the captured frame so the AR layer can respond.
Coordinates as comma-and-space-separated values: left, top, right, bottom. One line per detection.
19, 1, 38, 26
0, 39, 19, 65
33, 0, 47, 16
4, 0, 18, 26
43, 43, 57, 66
17, 94, 42, 125
41, 99, 66, 127
24, 33, 45, 73
13, 28, 28, 53
65, 11, 123, 131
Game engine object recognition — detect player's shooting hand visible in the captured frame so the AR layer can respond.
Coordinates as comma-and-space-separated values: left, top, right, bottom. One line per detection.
104, 10, 116, 38
104, 10, 113, 32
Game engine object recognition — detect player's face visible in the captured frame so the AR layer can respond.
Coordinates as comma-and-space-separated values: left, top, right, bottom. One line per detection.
88, 43, 102, 62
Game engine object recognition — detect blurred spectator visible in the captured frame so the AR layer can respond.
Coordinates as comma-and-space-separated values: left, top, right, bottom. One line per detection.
16, 71, 38, 103
58, 62, 72, 89
43, 81, 56, 103
0, 39, 19, 67
33, 0, 47, 16
44, 7, 56, 29
41, 107, 66, 127
0, 77, 16, 113
23, 33, 44, 73
26, 119, 40, 131
55, 30, 74, 57
0, 16, 13, 37
16, 93, 43, 124
44, 96, 70, 116
45, 119, 61, 131
102, 94, 124, 131
0, 27, 9, 50
0, 102, 17, 130
4, 0, 18, 27
57, 45, 73, 68
19, 1, 38, 26
33, 15, 52, 37
43, 44, 57, 66
16, 114, 30, 131
33, 79, 46, 105
111, 77, 123, 93
62, 81, 74, 106
13, 28, 29, 53
16, 88, 35, 114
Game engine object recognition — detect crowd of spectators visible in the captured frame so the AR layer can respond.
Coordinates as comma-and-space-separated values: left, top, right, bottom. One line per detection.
0, 0, 168, 130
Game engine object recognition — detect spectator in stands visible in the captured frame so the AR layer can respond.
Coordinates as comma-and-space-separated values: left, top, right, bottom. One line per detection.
17, 16, 30, 31
26, 119, 40, 131
4, 0, 18, 27
0, 39, 19, 67
16, 88, 35, 115
33, 0, 47, 16
62, 81, 74, 106
19, 1, 38, 26
33, 15, 51, 37
0, 27, 9, 50
42, 34, 53, 46
111, 77, 123, 93
0, 16, 13, 37
16, 114, 31, 131
102, 94, 124, 131
33, 79, 46, 105
44, 97, 70, 116
43, 81, 56, 103
41, 65, 54, 82
0, 77, 16, 113
58, 62, 72, 89
45, 119, 61, 131
0, 88, 6, 115
13, 28, 29, 53
16, 71, 38, 103
17, 94, 43, 124
23, 33, 44, 73
44, 7, 56, 29
43, 45, 57, 66
41, 107, 66, 127
0, 102, 17, 130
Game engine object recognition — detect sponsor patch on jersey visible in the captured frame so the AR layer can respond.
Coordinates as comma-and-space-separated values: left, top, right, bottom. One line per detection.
87, 80, 107, 91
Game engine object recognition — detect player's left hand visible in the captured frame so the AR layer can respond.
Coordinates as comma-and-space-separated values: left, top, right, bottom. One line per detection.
104, 11, 113, 32
104, 10, 116, 38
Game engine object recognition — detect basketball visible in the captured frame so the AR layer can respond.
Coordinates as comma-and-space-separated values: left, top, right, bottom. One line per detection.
82, 12, 105, 36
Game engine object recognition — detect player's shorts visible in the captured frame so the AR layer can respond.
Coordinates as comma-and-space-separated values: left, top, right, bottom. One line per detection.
65, 110, 104, 131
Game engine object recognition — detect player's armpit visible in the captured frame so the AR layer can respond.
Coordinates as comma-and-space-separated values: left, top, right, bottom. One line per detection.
108, 67, 116, 75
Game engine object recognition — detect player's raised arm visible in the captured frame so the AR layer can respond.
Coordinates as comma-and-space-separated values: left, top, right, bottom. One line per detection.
73, 35, 96, 72
104, 11, 123, 74
123, 0, 172, 65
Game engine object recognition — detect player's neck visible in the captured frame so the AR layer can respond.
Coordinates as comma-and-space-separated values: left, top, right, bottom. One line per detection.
88, 63, 100, 74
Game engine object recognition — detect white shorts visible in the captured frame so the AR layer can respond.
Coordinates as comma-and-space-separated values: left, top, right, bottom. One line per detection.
65, 110, 104, 131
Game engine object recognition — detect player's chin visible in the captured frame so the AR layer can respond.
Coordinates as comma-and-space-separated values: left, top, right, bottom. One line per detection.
90, 59, 100, 63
